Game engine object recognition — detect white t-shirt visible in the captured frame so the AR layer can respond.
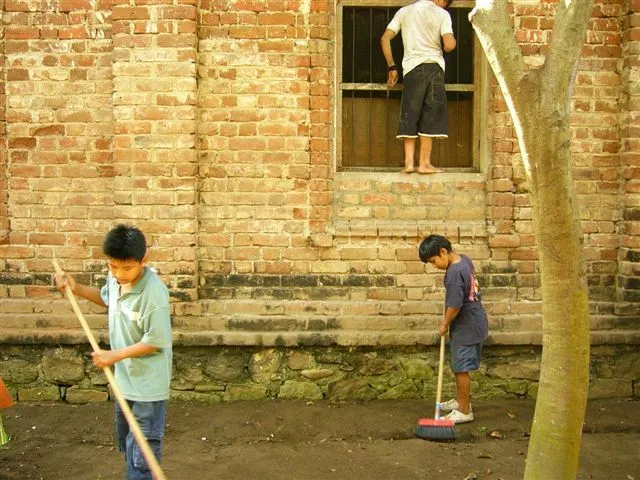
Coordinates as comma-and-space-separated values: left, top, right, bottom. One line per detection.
386, 0, 454, 75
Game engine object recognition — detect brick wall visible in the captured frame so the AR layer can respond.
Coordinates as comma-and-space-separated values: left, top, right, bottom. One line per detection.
618, 1, 640, 316
1, 0, 638, 354
1, 0, 7, 238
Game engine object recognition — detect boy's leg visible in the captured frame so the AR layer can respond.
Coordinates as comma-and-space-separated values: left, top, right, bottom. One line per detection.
417, 64, 447, 173
119, 400, 167, 480
115, 400, 130, 462
397, 65, 427, 172
417, 135, 442, 173
446, 341, 482, 423
403, 137, 417, 172
455, 372, 472, 415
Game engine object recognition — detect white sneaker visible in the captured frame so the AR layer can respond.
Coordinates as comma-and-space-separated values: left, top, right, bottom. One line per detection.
440, 399, 459, 411
444, 409, 474, 424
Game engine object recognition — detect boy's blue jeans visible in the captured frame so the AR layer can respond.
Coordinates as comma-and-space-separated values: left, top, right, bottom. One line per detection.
115, 399, 167, 480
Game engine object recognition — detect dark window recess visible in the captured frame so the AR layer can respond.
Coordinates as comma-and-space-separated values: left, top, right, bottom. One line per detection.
341, 7, 475, 170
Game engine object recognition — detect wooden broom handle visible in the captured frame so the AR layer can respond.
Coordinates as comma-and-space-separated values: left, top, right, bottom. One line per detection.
53, 258, 167, 480
435, 334, 446, 420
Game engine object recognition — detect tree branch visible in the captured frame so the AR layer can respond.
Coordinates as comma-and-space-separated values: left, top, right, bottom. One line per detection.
542, 0, 595, 96
469, 0, 525, 94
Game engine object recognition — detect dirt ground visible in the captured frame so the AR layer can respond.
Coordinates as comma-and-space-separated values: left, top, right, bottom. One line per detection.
0, 397, 638, 480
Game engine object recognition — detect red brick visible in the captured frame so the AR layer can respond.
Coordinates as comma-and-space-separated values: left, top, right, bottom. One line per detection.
29, 233, 66, 245
5, 26, 40, 39
112, 6, 149, 20
32, 125, 65, 136
229, 26, 265, 38
8, 138, 37, 149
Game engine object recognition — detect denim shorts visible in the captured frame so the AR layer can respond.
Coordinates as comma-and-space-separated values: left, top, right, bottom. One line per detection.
450, 342, 483, 373
397, 63, 448, 138
115, 399, 167, 480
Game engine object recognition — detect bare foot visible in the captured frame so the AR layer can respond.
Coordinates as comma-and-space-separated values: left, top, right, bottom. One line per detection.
402, 167, 415, 174
417, 166, 443, 174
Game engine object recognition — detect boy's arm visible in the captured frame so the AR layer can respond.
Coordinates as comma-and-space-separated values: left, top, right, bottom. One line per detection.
92, 342, 160, 369
439, 306, 460, 337
442, 33, 456, 53
380, 29, 399, 87
55, 272, 107, 308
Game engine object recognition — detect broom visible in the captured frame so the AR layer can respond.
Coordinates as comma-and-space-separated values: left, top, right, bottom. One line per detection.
53, 259, 167, 480
415, 334, 456, 441
0, 377, 14, 446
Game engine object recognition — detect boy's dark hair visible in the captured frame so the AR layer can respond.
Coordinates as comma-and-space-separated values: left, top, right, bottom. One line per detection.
103, 224, 147, 261
443, 0, 454, 7
418, 234, 453, 263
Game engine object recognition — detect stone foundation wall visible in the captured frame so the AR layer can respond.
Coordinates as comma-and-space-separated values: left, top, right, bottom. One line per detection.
1, 344, 638, 404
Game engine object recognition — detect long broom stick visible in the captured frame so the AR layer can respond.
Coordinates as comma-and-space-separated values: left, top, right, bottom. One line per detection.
415, 334, 456, 441
53, 259, 167, 480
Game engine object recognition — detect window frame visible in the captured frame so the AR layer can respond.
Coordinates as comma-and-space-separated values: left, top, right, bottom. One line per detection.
335, 0, 489, 173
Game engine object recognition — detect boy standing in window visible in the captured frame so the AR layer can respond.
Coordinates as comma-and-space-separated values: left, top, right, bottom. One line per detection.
419, 234, 488, 424
55, 224, 172, 479
381, 0, 456, 174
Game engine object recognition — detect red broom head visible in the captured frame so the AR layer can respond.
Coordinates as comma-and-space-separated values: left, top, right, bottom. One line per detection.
415, 417, 456, 441
418, 418, 454, 427
0, 378, 15, 409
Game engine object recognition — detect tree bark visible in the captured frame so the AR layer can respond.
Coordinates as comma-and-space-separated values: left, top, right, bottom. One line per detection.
470, 1, 594, 478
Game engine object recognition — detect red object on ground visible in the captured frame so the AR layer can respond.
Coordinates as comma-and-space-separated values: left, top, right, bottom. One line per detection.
417, 418, 455, 428
0, 377, 15, 409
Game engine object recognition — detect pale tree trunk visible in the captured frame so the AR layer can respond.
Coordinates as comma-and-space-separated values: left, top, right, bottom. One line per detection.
470, 1, 593, 478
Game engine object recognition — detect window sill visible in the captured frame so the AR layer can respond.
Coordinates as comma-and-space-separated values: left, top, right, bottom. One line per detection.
334, 169, 486, 183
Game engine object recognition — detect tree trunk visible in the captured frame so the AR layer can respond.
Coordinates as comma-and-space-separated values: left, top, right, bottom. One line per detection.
470, 2, 594, 478
517, 77, 591, 479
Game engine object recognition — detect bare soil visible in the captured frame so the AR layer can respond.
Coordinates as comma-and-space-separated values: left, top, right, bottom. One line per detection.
0, 397, 638, 480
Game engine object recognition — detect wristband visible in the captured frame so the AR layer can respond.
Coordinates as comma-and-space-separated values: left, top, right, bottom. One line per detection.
388, 65, 398, 72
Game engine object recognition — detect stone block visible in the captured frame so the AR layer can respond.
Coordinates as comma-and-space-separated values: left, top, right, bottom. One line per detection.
401, 359, 435, 380
171, 390, 222, 404
42, 349, 86, 385
287, 351, 314, 370
378, 380, 420, 399
249, 349, 282, 383
194, 383, 225, 393
18, 386, 60, 402
278, 380, 323, 400
0, 359, 39, 384
205, 355, 247, 382
505, 379, 529, 395
358, 354, 397, 376
327, 378, 377, 400
488, 360, 541, 381
527, 382, 539, 399
223, 385, 268, 402
300, 368, 336, 380
589, 378, 633, 398
65, 387, 109, 404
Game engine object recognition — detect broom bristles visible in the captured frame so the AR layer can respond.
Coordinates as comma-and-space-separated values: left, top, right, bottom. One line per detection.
415, 417, 456, 441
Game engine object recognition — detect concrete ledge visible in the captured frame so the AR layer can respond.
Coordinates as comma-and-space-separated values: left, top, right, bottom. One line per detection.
2, 328, 639, 347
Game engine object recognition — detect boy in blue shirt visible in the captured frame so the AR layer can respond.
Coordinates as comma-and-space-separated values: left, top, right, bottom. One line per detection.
55, 224, 172, 479
419, 234, 488, 424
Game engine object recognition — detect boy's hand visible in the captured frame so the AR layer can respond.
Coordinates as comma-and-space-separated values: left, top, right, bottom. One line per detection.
439, 323, 449, 337
54, 271, 76, 296
387, 70, 399, 87
92, 349, 120, 369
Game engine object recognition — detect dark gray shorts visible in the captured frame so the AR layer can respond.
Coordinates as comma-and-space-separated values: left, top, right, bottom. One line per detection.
397, 63, 448, 138
450, 342, 483, 373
